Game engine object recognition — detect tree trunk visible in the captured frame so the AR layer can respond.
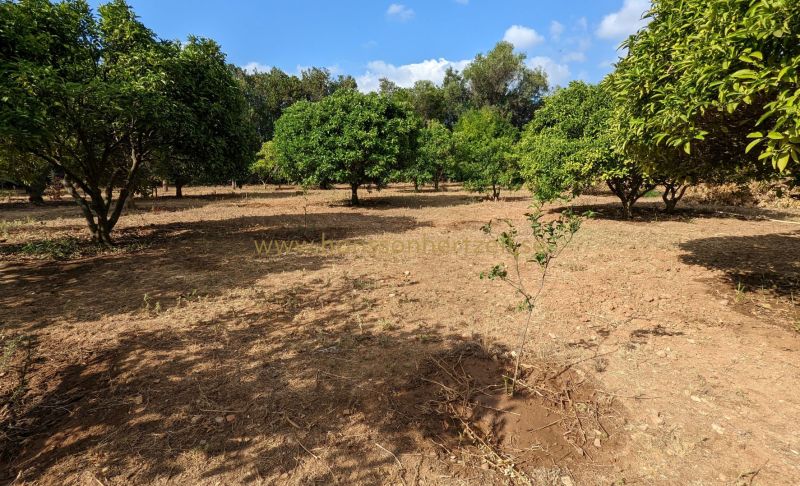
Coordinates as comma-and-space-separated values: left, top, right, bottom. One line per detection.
492, 183, 500, 200
175, 183, 183, 199
413, 181, 419, 192
25, 186, 44, 204
162, 180, 169, 191
350, 183, 360, 205
606, 174, 656, 219
661, 182, 689, 213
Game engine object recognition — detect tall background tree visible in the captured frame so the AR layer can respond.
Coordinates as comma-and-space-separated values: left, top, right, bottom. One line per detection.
463, 42, 549, 128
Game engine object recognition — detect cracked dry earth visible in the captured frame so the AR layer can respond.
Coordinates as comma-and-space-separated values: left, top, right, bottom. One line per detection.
0, 185, 798, 485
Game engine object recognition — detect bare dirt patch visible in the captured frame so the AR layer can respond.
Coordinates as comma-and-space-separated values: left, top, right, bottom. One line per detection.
1, 184, 799, 485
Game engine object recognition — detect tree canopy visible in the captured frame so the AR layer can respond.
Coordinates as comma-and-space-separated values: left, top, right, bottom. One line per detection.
0, 0, 257, 243
518, 81, 653, 216
463, 42, 549, 128
454, 107, 520, 200
611, 0, 800, 178
273, 89, 419, 204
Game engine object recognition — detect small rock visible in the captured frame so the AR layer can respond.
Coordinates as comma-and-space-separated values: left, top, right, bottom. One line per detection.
214, 416, 224, 424
593, 438, 602, 448
480, 462, 490, 470
388, 293, 396, 298
225, 414, 236, 423
711, 423, 725, 435
548, 333, 556, 339
656, 350, 667, 358
690, 395, 702, 402
560, 477, 575, 486
403, 271, 410, 276
132, 395, 144, 405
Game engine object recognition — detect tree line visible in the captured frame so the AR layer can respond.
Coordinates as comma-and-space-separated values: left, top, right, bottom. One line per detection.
2, 0, 798, 243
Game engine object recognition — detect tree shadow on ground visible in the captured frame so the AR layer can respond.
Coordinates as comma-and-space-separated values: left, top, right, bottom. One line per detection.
548, 200, 800, 223
0, 278, 500, 485
0, 213, 429, 329
678, 231, 800, 298
0, 190, 299, 224
333, 193, 481, 210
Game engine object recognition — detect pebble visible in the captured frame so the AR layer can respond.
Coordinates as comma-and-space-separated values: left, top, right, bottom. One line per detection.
711, 423, 725, 435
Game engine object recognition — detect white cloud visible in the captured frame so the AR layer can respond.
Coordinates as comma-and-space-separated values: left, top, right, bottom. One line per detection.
597, 0, 651, 39
386, 3, 414, 21
502, 25, 545, 50
550, 21, 564, 40
356, 58, 471, 92
527, 56, 571, 88
242, 62, 270, 74
561, 51, 587, 63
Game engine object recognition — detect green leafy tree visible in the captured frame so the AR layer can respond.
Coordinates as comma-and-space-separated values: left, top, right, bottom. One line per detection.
407, 120, 454, 191
463, 42, 548, 128
236, 67, 303, 142
155, 37, 257, 197
518, 82, 655, 217
0, 149, 50, 203
611, 0, 800, 179
273, 90, 419, 205
454, 108, 520, 200
0, 0, 174, 244
250, 140, 288, 187
409, 80, 446, 122
441, 67, 470, 128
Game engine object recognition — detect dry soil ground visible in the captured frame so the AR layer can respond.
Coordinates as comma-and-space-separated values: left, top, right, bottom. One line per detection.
0, 185, 798, 485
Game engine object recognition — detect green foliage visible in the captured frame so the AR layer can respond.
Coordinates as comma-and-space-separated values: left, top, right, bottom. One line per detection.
0, 149, 50, 202
454, 108, 520, 199
518, 82, 654, 216
156, 36, 258, 192
480, 206, 587, 394
611, 0, 800, 176
250, 141, 287, 185
406, 120, 455, 190
273, 90, 420, 204
463, 42, 549, 128
0, 0, 256, 242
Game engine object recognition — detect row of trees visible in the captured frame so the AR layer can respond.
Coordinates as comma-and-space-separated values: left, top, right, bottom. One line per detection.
250, 41, 545, 204
0, 0, 258, 243
3, 0, 797, 243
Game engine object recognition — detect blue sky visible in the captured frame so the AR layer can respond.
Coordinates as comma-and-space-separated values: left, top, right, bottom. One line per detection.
91, 0, 651, 91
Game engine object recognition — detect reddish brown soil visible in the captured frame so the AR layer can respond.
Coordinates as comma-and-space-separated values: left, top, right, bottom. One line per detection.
1, 184, 799, 485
